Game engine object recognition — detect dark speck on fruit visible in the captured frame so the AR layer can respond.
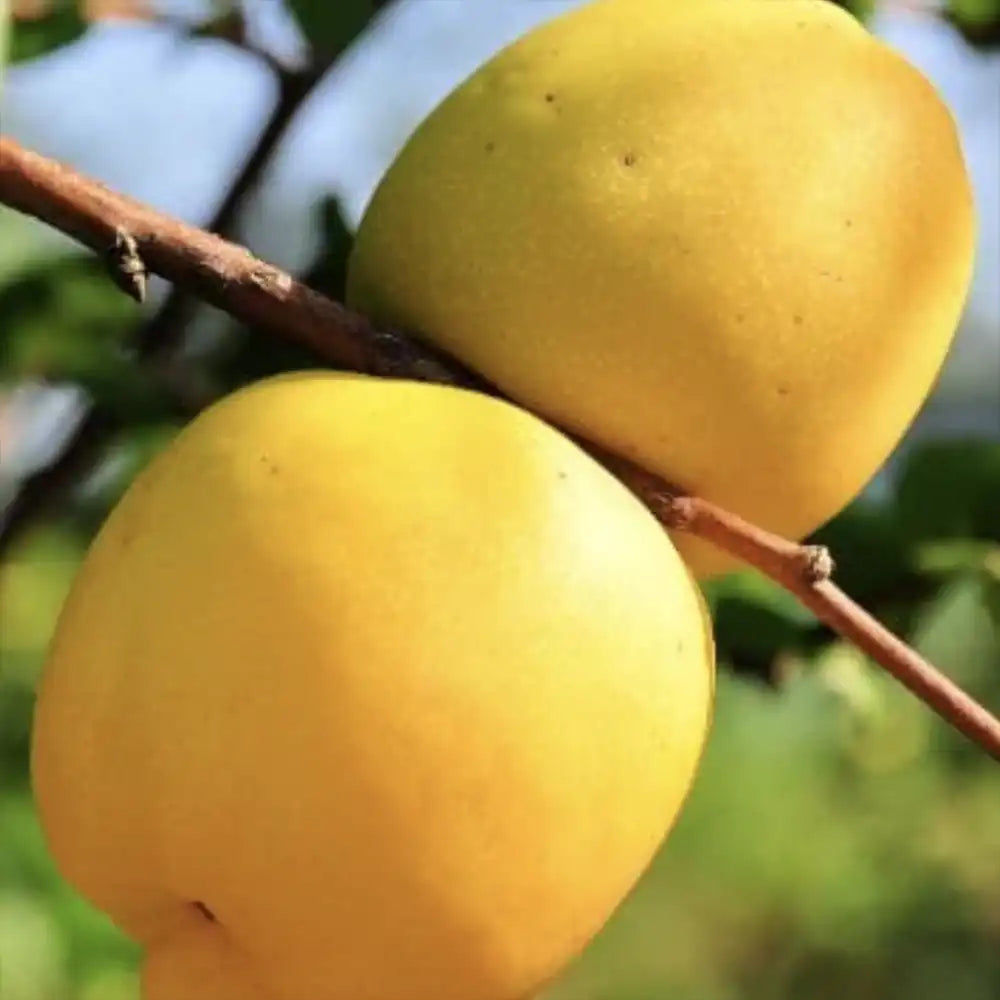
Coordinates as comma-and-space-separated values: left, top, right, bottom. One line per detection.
485, 141, 495, 153
793, 315, 803, 325
544, 92, 556, 103
622, 152, 637, 167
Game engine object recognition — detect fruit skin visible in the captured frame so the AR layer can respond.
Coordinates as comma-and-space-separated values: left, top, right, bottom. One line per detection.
32, 373, 715, 1000
346, 0, 976, 577
142, 922, 269, 1000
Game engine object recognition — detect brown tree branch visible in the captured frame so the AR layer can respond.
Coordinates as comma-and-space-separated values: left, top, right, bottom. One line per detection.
0, 60, 331, 557
2, 134, 999, 762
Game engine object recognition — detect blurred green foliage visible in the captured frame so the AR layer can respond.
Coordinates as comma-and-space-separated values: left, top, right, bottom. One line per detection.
7, 2, 85, 66
2, 1, 1000, 998
286, 0, 388, 61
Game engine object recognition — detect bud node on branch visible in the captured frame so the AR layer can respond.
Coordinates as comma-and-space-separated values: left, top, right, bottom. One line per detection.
107, 226, 148, 303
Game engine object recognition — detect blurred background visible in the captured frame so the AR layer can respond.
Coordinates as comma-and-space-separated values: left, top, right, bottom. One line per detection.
0, 1, 998, 998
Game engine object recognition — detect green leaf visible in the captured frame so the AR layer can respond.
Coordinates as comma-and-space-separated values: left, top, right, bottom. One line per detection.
0, 252, 178, 422
1, 0, 9, 96
706, 570, 816, 627
951, 0, 999, 20
287, 0, 385, 59
211, 324, 327, 393
831, 0, 875, 23
78, 371, 177, 424
914, 540, 1000, 582
0, 664, 35, 786
303, 195, 354, 304
189, 6, 246, 46
911, 574, 1000, 693
811, 499, 914, 605
0, 253, 136, 379
707, 570, 818, 684
0, 210, 62, 282
947, 0, 1000, 47
909, 574, 1000, 769
9, 1, 86, 64
895, 439, 1000, 543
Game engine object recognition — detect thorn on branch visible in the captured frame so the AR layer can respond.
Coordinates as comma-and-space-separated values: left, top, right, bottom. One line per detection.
107, 227, 148, 303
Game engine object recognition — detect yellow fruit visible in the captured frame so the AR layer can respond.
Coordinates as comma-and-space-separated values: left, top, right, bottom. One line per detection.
32, 373, 714, 1000
142, 923, 269, 1000
346, 0, 975, 576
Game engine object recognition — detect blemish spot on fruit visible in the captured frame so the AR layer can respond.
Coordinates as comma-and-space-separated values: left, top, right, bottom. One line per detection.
557, 470, 568, 480
544, 92, 556, 103
845, 218, 853, 228
668, 232, 691, 255
484, 141, 495, 153
193, 901, 216, 923
735, 313, 745, 323
622, 152, 637, 168
793, 314, 803, 325
777, 384, 790, 396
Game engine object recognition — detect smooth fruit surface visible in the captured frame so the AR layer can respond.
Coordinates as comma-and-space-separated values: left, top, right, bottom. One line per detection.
32, 373, 715, 1000
346, 0, 975, 576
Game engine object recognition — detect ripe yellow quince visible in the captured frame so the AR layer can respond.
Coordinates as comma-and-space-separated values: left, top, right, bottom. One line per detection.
32, 373, 714, 1000
346, 0, 975, 576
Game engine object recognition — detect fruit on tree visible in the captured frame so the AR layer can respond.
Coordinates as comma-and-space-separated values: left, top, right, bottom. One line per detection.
31, 373, 715, 1000
346, 0, 976, 576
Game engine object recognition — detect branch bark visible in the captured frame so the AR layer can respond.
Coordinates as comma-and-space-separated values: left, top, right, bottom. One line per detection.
2, 134, 999, 762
